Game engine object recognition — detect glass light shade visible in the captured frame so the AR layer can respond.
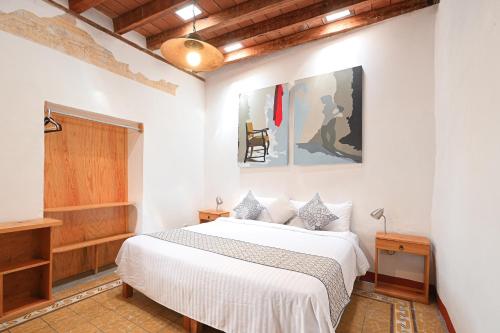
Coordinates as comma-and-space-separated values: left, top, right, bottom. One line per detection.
160, 33, 224, 72
186, 51, 201, 67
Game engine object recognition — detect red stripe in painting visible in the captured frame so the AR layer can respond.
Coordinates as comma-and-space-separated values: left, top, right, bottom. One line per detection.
273, 84, 283, 127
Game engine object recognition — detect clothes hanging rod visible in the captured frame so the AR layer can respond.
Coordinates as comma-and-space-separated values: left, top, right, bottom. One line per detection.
45, 101, 143, 132
50, 111, 140, 131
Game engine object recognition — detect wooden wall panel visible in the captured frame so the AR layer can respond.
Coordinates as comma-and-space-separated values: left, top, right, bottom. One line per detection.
46, 207, 127, 281
47, 208, 127, 246
44, 114, 128, 208
44, 114, 130, 283
51, 249, 94, 282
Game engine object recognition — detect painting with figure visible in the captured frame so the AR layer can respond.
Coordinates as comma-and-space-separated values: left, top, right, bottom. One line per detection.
238, 84, 289, 167
294, 66, 362, 165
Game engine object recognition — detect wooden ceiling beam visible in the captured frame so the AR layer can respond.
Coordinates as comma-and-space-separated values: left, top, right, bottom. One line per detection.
147, 0, 297, 50
68, 0, 107, 13
207, 0, 370, 48
113, 0, 191, 35
224, 0, 432, 64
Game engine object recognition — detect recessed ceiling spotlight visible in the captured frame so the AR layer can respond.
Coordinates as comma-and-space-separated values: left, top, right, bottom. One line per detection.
325, 9, 351, 22
224, 43, 243, 53
175, 4, 202, 21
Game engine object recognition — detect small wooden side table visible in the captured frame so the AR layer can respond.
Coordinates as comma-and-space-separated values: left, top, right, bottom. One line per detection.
375, 232, 431, 304
198, 209, 230, 223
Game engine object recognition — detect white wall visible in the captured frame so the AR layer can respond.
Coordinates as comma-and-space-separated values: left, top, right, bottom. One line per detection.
204, 7, 437, 281
0, 1, 205, 232
433, 0, 500, 331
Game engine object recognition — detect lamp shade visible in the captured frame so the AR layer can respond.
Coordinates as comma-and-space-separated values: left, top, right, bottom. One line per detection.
370, 208, 384, 220
160, 33, 224, 72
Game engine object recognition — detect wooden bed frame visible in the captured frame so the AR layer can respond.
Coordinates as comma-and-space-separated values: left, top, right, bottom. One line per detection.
122, 283, 203, 333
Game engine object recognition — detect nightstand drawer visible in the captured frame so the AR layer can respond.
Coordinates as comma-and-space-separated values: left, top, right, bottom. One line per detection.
199, 212, 219, 221
376, 238, 429, 255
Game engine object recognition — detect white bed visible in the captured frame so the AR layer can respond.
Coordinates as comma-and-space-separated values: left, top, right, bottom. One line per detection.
116, 217, 369, 333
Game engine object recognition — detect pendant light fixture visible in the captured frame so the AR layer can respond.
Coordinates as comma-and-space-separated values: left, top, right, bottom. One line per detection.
161, 1, 224, 72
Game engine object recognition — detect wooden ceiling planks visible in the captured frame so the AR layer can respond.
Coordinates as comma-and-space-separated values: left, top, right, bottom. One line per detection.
206, 0, 370, 48
72, 0, 438, 68
146, 0, 296, 49
224, 0, 433, 63
69, 0, 108, 13
113, 0, 192, 34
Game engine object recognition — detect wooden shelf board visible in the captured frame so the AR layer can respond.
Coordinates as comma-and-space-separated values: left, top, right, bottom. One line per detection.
44, 202, 134, 213
0, 259, 50, 275
2, 297, 53, 321
0, 218, 62, 234
375, 281, 428, 303
53, 233, 135, 253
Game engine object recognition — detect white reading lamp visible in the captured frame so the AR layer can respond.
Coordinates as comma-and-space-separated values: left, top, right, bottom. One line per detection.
370, 208, 387, 234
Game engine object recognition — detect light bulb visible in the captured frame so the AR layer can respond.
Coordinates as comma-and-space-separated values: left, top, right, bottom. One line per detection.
186, 51, 201, 67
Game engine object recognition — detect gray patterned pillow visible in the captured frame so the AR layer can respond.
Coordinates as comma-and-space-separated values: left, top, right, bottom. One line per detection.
234, 191, 265, 220
299, 193, 338, 230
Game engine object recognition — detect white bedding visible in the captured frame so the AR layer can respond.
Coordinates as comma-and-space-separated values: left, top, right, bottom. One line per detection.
116, 218, 369, 333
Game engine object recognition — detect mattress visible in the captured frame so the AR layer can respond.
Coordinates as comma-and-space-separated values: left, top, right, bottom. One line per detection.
115, 218, 369, 333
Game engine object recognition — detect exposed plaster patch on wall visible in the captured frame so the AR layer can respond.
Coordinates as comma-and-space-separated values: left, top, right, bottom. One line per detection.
0, 10, 178, 96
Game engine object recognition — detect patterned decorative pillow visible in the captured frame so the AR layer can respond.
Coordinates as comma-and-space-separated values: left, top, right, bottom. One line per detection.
298, 193, 338, 230
234, 191, 265, 220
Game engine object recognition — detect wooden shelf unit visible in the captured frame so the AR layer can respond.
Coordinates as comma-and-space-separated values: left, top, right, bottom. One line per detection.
44, 113, 140, 283
0, 218, 62, 321
44, 202, 134, 213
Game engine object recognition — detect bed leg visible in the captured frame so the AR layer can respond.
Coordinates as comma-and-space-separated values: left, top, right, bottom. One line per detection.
182, 317, 191, 331
122, 283, 133, 298
182, 316, 203, 333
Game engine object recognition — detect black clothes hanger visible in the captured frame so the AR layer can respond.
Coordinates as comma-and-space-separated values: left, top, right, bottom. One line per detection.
44, 109, 62, 133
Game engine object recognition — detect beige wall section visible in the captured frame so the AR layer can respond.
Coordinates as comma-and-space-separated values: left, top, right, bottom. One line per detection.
433, 0, 500, 331
0, 0, 205, 232
204, 7, 437, 282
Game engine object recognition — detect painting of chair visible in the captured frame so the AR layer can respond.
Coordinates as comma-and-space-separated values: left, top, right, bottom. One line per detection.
244, 120, 269, 162
238, 83, 289, 167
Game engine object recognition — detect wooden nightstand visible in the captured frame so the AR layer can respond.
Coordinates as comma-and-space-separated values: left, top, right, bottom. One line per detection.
198, 209, 230, 223
375, 232, 431, 304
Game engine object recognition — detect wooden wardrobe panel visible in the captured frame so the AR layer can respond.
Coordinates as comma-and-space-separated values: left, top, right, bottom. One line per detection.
46, 208, 127, 247
52, 249, 94, 282
44, 113, 132, 283
44, 114, 128, 208
51, 240, 127, 282
98, 240, 127, 269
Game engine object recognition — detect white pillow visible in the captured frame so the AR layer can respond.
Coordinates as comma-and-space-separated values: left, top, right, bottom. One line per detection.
255, 196, 296, 224
265, 196, 296, 224
255, 196, 275, 222
289, 200, 352, 232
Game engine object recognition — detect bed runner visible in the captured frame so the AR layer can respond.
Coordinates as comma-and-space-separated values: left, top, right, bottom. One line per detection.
147, 229, 350, 327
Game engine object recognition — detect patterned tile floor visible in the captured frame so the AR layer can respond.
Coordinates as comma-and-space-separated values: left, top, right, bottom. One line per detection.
1, 272, 448, 333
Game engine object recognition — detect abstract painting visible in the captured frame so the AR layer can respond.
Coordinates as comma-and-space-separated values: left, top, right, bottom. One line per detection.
238, 84, 289, 167
293, 66, 362, 165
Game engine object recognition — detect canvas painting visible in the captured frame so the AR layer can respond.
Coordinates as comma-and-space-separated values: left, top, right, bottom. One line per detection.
238, 84, 289, 167
293, 66, 363, 165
